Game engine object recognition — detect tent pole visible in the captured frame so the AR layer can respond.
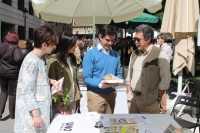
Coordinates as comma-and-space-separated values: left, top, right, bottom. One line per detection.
177, 70, 183, 93
93, 0, 95, 46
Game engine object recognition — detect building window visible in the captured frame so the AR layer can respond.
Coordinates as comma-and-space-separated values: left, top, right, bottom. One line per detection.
2, 0, 11, 6
29, 28, 34, 40
29, 1, 34, 15
18, 26, 24, 40
18, 0, 24, 11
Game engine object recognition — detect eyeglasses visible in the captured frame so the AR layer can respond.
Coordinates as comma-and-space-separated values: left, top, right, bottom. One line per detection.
133, 37, 144, 43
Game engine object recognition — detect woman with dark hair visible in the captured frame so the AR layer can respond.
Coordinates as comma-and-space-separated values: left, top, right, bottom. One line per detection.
14, 25, 58, 133
47, 31, 82, 118
0, 31, 23, 119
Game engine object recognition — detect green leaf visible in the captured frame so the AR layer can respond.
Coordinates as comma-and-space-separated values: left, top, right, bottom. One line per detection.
52, 93, 58, 103
51, 88, 70, 105
61, 88, 70, 105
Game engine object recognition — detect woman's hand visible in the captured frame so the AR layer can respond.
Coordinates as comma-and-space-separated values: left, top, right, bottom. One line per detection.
75, 100, 80, 113
57, 106, 72, 116
32, 116, 43, 128
49, 79, 57, 86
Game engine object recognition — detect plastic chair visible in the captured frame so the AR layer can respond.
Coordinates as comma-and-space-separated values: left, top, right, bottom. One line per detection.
168, 81, 193, 117
170, 95, 200, 133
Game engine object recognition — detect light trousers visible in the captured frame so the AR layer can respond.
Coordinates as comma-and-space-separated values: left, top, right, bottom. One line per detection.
127, 91, 160, 114
87, 90, 116, 114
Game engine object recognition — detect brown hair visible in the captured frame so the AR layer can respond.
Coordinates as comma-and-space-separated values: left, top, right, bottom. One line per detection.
4, 31, 19, 44
100, 25, 117, 41
33, 25, 58, 48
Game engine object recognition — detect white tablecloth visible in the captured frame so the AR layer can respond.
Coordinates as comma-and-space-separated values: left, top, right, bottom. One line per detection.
47, 114, 180, 133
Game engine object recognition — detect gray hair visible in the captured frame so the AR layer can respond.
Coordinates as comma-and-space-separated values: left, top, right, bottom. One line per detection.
135, 24, 154, 43
157, 33, 168, 43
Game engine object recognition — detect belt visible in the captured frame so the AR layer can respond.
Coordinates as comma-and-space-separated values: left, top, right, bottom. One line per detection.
132, 91, 141, 96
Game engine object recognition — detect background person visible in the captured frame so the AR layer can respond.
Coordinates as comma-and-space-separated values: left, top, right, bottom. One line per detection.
82, 25, 122, 114
47, 32, 82, 118
157, 33, 173, 63
126, 24, 171, 114
0, 31, 23, 119
156, 33, 172, 114
14, 25, 58, 133
74, 37, 84, 68
112, 37, 122, 52
21, 39, 34, 59
86, 41, 93, 52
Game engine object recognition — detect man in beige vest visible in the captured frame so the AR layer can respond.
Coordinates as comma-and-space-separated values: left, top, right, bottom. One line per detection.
126, 24, 171, 114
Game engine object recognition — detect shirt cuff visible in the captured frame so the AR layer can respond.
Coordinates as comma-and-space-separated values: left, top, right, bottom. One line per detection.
99, 83, 102, 88
126, 79, 130, 85
159, 83, 169, 90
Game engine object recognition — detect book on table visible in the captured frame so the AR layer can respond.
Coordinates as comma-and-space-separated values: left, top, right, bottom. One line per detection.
164, 124, 192, 133
110, 118, 137, 126
104, 125, 139, 133
103, 74, 124, 83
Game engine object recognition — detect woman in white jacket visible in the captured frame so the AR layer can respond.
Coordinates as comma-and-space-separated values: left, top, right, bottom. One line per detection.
14, 25, 58, 133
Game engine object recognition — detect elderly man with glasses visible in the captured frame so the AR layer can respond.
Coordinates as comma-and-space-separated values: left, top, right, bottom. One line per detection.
126, 24, 171, 114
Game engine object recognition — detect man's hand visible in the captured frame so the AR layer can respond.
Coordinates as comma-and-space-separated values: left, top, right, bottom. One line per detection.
57, 106, 72, 116
126, 85, 131, 94
101, 80, 119, 89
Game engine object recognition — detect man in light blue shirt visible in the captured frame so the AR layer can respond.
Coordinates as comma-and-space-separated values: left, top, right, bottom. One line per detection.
82, 25, 122, 114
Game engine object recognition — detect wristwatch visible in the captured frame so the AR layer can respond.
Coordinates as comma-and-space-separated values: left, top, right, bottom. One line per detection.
157, 96, 162, 101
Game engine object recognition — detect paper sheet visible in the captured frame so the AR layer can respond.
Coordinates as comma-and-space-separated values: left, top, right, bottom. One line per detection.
51, 77, 64, 94
127, 114, 155, 125
139, 128, 162, 133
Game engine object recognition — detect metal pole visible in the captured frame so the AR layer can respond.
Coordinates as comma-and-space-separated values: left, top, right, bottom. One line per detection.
93, 0, 95, 46
24, 17, 26, 40
85, 28, 86, 38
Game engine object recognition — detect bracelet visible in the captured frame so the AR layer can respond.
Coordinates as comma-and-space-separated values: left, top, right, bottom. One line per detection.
32, 115, 40, 118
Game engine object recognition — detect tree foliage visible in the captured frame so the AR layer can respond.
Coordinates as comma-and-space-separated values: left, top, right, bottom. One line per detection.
144, 0, 166, 18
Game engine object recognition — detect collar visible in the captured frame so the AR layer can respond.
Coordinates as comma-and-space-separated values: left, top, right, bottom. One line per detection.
97, 43, 110, 54
139, 45, 152, 56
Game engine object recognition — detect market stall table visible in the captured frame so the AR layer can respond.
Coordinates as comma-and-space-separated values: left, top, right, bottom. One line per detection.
47, 113, 181, 133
